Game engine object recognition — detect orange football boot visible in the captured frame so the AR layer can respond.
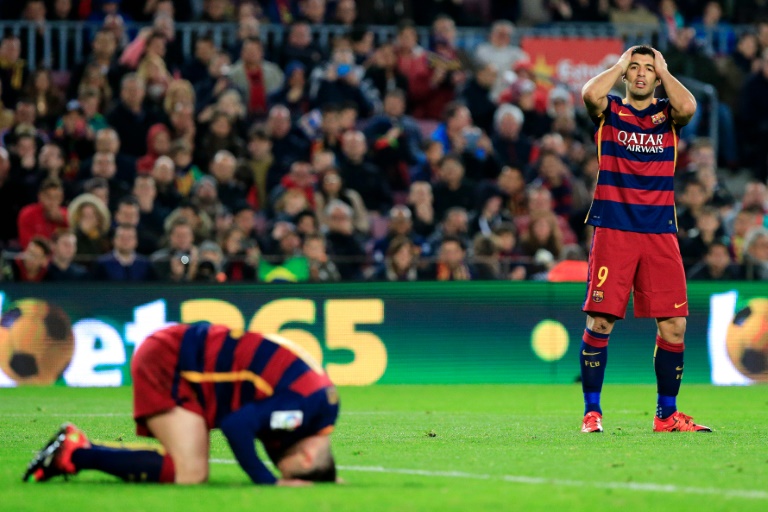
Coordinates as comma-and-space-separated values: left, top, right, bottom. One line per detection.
581, 411, 604, 433
23, 423, 91, 482
653, 411, 712, 432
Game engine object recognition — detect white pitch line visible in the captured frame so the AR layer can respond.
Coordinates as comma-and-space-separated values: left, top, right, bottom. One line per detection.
209, 459, 768, 500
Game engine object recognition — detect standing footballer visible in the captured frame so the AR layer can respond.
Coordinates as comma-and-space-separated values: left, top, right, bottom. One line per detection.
579, 45, 711, 433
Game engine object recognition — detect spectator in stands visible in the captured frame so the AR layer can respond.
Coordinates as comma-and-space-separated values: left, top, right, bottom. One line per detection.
410, 139, 443, 184
309, 45, 379, 118
300, 0, 327, 23
3, 236, 50, 282
87, 151, 130, 210
406, 180, 436, 238
395, 20, 449, 120
169, 139, 202, 198
94, 224, 157, 281
197, 112, 246, 164
474, 20, 529, 100
339, 130, 392, 213
666, 27, 739, 166
8, 130, 40, 204
315, 167, 369, 235
303, 234, 342, 283
18, 0, 48, 64
190, 176, 221, 222
350, 26, 375, 66
106, 74, 160, 157
0, 147, 22, 247
691, 1, 737, 56
17, 178, 68, 249
228, 15, 261, 62
67, 192, 111, 258
238, 125, 274, 209
78, 87, 109, 133
199, 0, 231, 22
677, 180, 710, 239
220, 226, 258, 281
279, 21, 325, 74
150, 217, 197, 281
531, 151, 574, 217
24, 69, 65, 132
85, 127, 136, 186
68, 29, 121, 100
471, 234, 502, 281
372, 205, 422, 265
45, 230, 89, 281
131, 173, 166, 238
52, 100, 95, 172
357, 0, 414, 26
742, 227, 768, 281
365, 89, 424, 192
679, 206, 726, 270
268, 61, 311, 120
149, 156, 182, 212
460, 62, 497, 135
492, 103, 534, 171
334, 0, 357, 27
0, 81, 13, 131
430, 235, 472, 281
469, 185, 514, 237
194, 49, 233, 113
323, 199, 367, 280
729, 207, 762, 264
370, 235, 420, 282
497, 165, 528, 217
717, 32, 761, 115
687, 240, 742, 280
182, 34, 217, 84
432, 155, 476, 222
269, 159, 315, 215
266, 104, 311, 184
494, 222, 527, 280
136, 123, 171, 174
515, 185, 577, 245
0, 35, 27, 107
424, 206, 470, 258
230, 37, 284, 119
740, 47, 768, 180
609, 0, 658, 32
364, 43, 409, 104
520, 212, 564, 277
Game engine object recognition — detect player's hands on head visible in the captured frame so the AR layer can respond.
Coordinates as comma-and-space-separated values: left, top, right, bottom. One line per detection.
276, 478, 313, 487
617, 46, 636, 74
651, 47, 668, 77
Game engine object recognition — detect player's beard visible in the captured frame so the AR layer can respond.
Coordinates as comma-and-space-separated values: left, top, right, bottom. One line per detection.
627, 85, 655, 102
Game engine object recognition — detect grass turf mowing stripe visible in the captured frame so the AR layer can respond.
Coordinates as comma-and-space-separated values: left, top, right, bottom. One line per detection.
209, 459, 768, 500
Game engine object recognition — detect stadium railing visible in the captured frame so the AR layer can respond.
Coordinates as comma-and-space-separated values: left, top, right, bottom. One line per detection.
0, 21, 753, 73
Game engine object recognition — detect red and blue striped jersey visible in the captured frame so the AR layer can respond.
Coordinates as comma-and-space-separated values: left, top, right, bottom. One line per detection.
586, 94, 679, 233
158, 322, 338, 484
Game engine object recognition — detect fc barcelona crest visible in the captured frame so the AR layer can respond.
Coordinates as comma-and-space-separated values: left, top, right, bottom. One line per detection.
592, 290, 604, 303
651, 112, 666, 125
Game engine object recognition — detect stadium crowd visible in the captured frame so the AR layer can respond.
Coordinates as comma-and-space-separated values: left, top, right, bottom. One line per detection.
0, 0, 767, 283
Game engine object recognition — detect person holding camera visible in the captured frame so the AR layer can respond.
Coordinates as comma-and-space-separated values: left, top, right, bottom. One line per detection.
150, 217, 197, 281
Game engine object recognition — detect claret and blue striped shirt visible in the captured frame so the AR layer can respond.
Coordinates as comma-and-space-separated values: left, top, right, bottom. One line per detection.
586, 94, 679, 234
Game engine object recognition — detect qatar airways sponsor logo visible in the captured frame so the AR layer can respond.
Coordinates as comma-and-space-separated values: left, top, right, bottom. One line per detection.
616, 131, 665, 153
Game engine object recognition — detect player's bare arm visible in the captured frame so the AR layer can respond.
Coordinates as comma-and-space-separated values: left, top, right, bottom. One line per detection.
651, 47, 696, 126
581, 46, 635, 117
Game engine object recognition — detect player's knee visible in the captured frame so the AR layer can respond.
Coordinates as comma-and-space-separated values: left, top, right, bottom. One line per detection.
587, 314, 616, 334
175, 463, 208, 484
659, 317, 686, 343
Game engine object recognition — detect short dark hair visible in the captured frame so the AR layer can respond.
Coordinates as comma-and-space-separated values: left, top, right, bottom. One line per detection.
441, 235, 466, 251
117, 195, 140, 210
28, 236, 52, 256
631, 45, 655, 59
39, 177, 63, 193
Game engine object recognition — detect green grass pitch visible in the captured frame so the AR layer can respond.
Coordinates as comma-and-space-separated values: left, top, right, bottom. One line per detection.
2, 384, 767, 512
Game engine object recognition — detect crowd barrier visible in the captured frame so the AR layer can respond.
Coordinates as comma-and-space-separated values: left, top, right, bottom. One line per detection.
0, 281, 764, 387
